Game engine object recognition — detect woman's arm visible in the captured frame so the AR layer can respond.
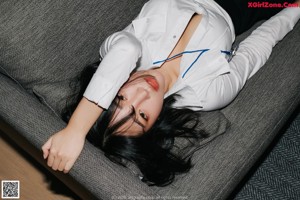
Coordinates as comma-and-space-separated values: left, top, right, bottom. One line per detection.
84, 31, 142, 109
42, 98, 103, 173
203, 6, 300, 111
231, 5, 300, 80
42, 31, 142, 173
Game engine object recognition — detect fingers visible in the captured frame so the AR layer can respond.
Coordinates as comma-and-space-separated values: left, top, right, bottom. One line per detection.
47, 152, 55, 167
63, 168, 70, 174
42, 140, 70, 173
41, 137, 52, 159
51, 155, 62, 171
46, 150, 71, 173
63, 160, 75, 174
41, 129, 84, 174
58, 159, 66, 172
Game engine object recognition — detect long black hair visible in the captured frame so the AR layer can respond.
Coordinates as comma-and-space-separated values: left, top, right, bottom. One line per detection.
62, 61, 209, 187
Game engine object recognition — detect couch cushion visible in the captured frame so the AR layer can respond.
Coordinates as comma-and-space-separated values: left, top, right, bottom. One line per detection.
0, 0, 147, 113
2, 1, 299, 199
0, 72, 157, 199
0, 0, 230, 141
0, 0, 230, 197
154, 20, 300, 200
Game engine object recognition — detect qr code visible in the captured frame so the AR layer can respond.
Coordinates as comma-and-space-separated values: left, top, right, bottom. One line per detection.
1, 180, 20, 199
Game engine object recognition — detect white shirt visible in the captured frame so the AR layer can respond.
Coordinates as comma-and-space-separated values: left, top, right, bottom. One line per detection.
84, 0, 300, 111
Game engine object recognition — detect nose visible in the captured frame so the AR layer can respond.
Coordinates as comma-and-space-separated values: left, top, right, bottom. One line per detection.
130, 88, 150, 107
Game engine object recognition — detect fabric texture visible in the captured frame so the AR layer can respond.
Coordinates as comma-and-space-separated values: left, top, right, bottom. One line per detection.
233, 110, 300, 199
0, 72, 229, 199
1, 0, 300, 199
150, 20, 300, 200
0, 0, 230, 144
0, 0, 147, 115
0, 73, 156, 199
83, 0, 235, 110
84, 0, 300, 112
0, 0, 230, 199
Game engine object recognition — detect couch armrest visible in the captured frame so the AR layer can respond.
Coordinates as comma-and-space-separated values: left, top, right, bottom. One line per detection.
0, 73, 157, 199
0, 121, 95, 199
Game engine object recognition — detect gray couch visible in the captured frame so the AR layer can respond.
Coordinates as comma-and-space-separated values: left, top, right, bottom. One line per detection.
1, 0, 299, 199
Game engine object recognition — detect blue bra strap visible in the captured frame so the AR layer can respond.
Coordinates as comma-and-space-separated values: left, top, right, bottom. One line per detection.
182, 49, 209, 78
152, 49, 210, 65
152, 48, 231, 78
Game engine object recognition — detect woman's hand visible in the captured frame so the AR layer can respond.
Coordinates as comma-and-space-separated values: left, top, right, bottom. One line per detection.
42, 127, 85, 173
41, 97, 104, 173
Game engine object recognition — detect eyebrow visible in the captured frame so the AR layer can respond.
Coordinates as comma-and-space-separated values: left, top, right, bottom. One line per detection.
116, 103, 145, 130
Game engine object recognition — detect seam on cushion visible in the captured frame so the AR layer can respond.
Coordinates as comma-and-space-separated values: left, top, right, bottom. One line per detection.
214, 94, 300, 200
0, 66, 61, 119
0, 65, 25, 90
32, 88, 61, 118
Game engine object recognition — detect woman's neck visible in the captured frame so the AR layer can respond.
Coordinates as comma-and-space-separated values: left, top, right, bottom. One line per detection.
155, 65, 179, 93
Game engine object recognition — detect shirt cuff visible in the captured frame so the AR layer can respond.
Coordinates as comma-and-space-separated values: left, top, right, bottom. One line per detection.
83, 74, 118, 109
279, 6, 300, 25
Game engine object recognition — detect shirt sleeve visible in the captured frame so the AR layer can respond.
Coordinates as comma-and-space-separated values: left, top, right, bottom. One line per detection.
202, 7, 300, 111
83, 31, 142, 109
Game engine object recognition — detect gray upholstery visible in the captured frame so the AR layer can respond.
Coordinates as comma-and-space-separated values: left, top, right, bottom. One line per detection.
0, 0, 147, 114
1, 0, 299, 199
234, 111, 300, 199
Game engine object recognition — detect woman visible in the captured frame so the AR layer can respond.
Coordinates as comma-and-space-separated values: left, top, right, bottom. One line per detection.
42, 0, 300, 186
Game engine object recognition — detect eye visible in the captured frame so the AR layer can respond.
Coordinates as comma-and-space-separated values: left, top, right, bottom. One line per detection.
139, 110, 148, 121
117, 94, 127, 101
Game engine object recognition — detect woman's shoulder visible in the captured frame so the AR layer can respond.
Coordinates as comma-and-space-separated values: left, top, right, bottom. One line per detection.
137, 0, 170, 18
138, 0, 201, 18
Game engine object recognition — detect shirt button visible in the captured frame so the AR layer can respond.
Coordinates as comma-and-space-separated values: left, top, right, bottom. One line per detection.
173, 35, 176, 39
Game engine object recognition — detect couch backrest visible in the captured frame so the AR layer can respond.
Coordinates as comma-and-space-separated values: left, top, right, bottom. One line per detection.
0, 0, 147, 113
0, 0, 231, 166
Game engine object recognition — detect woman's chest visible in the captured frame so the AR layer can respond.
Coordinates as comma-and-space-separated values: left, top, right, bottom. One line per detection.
160, 14, 203, 77
136, 6, 233, 73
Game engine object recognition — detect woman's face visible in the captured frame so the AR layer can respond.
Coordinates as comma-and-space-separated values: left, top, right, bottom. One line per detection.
111, 69, 166, 136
